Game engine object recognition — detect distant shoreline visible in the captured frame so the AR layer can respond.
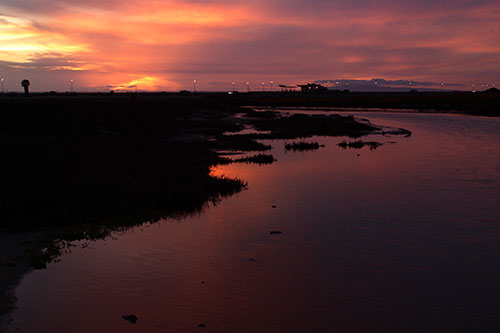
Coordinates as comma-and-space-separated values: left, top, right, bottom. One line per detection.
246, 106, 489, 115
1, 90, 498, 116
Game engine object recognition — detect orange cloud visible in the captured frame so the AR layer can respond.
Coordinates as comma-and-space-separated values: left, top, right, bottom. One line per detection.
0, 14, 87, 64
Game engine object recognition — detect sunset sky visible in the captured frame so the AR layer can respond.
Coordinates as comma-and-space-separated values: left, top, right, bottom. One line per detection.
1, 0, 499, 92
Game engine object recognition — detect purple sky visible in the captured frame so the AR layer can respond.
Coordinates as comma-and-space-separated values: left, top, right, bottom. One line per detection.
1, 0, 499, 91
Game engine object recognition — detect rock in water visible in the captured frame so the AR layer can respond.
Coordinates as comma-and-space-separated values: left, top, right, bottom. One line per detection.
198, 323, 207, 328
122, 314, 138, 324
269, 231, 283, 235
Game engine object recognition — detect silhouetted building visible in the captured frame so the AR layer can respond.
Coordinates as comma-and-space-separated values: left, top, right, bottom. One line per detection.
298, 83, 327, 92
483, 87, 500, 94
278, 84, 299, 92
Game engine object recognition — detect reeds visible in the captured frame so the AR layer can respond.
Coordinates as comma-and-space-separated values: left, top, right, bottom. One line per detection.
284, 141, 321, 152
338, 140, 382, 150
235, 154, 276, 165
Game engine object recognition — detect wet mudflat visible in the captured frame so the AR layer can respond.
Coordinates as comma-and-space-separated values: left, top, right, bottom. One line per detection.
8, 111, 500, 332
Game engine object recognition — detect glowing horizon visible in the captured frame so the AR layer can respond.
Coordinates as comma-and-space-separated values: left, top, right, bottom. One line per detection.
1, 1, 499, 92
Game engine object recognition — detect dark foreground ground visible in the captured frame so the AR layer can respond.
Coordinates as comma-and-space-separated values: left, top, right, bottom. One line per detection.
0, 91, 494, 327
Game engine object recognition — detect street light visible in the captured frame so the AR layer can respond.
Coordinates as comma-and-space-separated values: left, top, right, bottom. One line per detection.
270, 80, 274, 92
1, 78, 4, 94
70, 78, 74, 93
246, 82, 250, 93
262, 82, 265, 92
374, 81, 378, 91
440, 82, 444, 92
232, 81, 235, 92
193, 79, 197, 92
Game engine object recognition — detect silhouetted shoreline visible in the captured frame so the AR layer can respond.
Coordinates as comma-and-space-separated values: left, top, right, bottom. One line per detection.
2, 90, 498, 116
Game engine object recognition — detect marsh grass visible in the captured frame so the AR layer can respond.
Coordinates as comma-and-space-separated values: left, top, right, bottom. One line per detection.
285, 141, 321, 152
248, 113, 378, 139
235, 154, 276, 165
338, 140, 383, 150
213, 134, 272, 151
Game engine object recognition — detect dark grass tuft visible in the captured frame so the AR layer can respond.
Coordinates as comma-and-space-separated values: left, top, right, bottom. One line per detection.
234, 154, 276, 165
338, 140, 383, 150
285, 141, 321, 151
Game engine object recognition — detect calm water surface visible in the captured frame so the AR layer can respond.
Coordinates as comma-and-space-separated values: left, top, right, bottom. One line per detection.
11, 112, 500, 332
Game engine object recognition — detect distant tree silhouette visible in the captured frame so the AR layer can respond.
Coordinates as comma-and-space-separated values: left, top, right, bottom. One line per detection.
21, 79, 30, 95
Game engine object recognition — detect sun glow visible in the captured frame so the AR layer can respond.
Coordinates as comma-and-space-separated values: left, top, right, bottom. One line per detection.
0, 15, 88, 64
106, 76, 172, 92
